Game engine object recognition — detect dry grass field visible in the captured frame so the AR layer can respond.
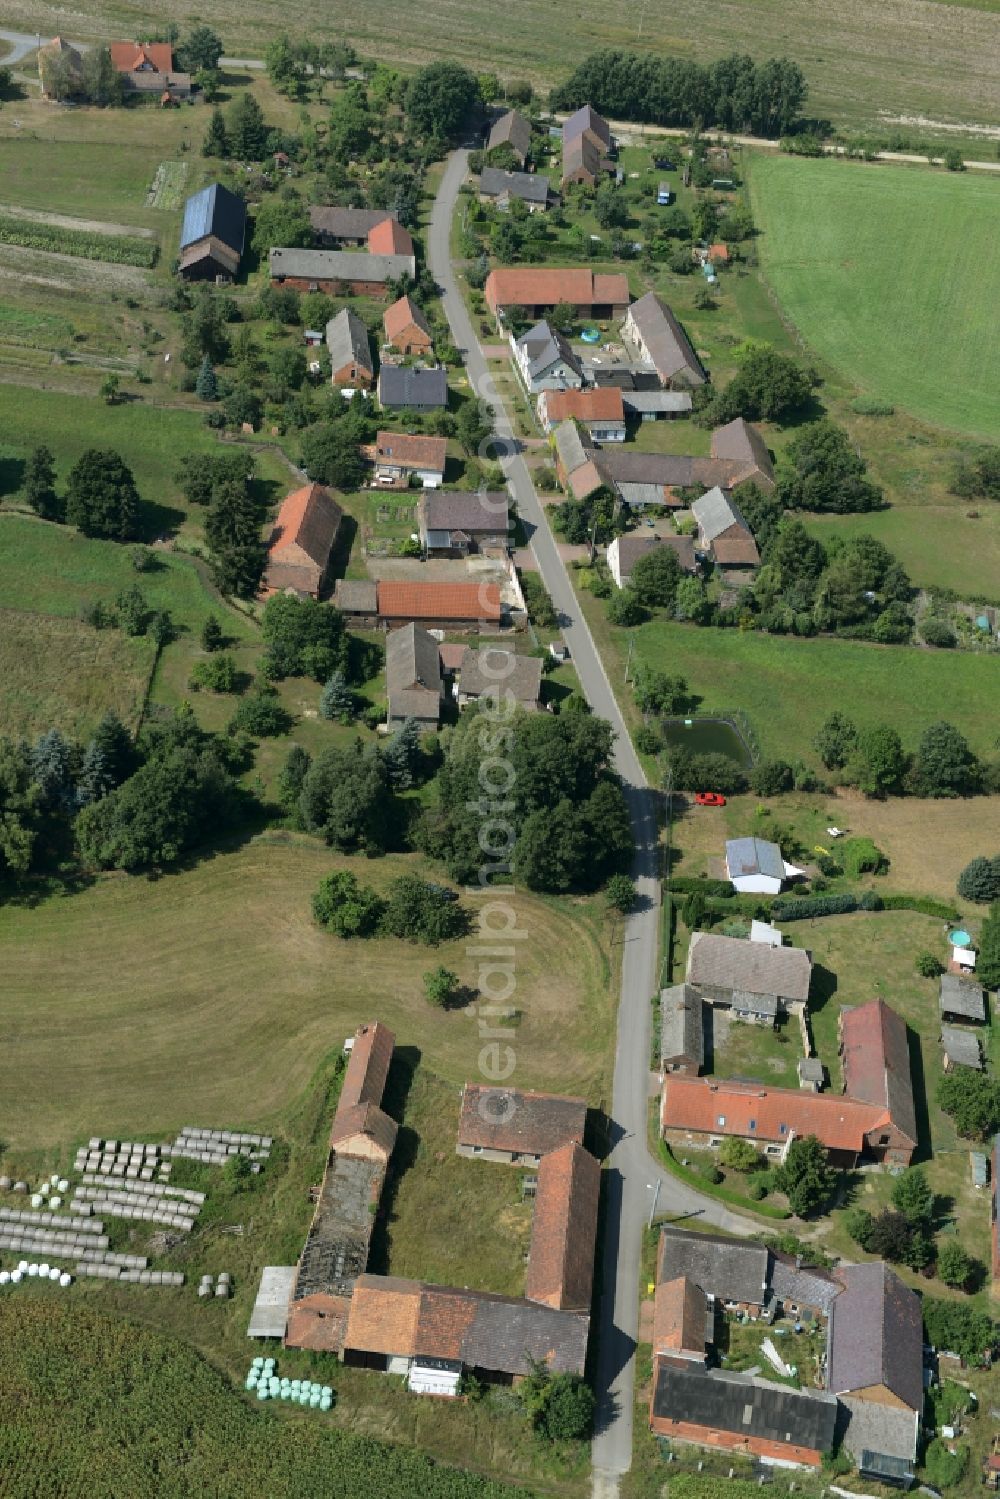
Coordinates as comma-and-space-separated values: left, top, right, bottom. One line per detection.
0, 608, 156, 739
673, 790, 1000, 906
2, 0, 1000, 131
0, 837, 614, 1156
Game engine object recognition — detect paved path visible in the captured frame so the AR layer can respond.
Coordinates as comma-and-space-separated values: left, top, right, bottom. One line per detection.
0, 28, 44, 64
428, 148, 760, 1496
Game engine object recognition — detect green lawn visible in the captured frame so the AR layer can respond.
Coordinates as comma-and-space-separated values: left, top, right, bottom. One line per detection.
804, 505, 1000, 603
599, 609, 1000, 762
0, 385, 292, 539
749, 155, 1000, 439
710, 1013, 802, 1090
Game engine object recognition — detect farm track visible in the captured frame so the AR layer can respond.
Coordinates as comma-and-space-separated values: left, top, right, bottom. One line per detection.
0, 201, 156, 237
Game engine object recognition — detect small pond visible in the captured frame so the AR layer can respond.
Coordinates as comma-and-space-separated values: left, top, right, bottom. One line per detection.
661, 717, 752, 768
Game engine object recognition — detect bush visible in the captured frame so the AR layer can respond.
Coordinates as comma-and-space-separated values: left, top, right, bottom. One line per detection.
937, 1241, 972, 1289
312, 870, 384, 938
229, 684, 293, 738
606, 588, 647, 626
720, 1137, 762, 1173
916, 950, 943, 978
605, 874, 637, 913
844, 1207, 874, 1250
670, 877, 734, 899
920, 615, 957, 649
850, 396, 895, 417
957, 853, 1000, 904
923, 1440, 969, 1491
668, 750, 749, 796
922, 1297, 997, 1364
633, 724, 663, 756
189, 654, 238, 694
749, 760, 794, 796
841, 836, 885, 877
937, 1065, 1000, 1140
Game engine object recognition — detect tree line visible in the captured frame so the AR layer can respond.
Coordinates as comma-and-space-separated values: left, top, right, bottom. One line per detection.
551, 50, 808, 138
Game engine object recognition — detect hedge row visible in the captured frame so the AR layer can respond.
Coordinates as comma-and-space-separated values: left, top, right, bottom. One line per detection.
774, 890, 959, 921
669, 877, 734, 899
658, 1142, 791, 1220
0, 216, 158, 268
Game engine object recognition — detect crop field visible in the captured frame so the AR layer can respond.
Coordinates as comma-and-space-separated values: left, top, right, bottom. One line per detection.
0, 839, 613, 1153
749, 154, 1000, 439
0, 609, 156, 740
0, 1301, 540, 1499
2, 0, 1000, 131
146, 160, 190, 212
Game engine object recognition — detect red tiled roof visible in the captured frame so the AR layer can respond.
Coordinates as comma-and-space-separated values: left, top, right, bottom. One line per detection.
660, 1075, 889, 1155
368, 218, 415, 257
653, 1275, 707, 1357
525, 1143, 600, 1312
485, 267, 630, 310
374, 430, 447, 472
338, 1021, 395, 1115
543, 387, 625, 423
383, 294, 431, 343
328, 1102, 398, 1158
378, 580, 502, 622
109, 40, 173, 73
840, 1000, 917, 1147
268, 483, 342, 566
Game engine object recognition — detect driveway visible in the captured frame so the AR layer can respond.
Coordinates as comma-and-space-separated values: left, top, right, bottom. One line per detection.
428, 148, 760, 1496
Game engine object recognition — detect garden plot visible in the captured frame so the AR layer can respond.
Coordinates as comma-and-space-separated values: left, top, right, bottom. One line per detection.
0, 242, 154, 299
146, 160, 189, 212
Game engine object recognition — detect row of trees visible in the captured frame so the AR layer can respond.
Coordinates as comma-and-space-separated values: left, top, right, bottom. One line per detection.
312, 871, 466, 945
815, 711, 993, 798
552, 50, 808, 138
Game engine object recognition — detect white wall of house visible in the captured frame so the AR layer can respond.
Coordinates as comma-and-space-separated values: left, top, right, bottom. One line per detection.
606, 536, 626, 589
731, 873, 784, 896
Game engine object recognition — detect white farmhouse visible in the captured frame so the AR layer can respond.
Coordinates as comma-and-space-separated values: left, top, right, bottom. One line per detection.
725, 837, 803, 896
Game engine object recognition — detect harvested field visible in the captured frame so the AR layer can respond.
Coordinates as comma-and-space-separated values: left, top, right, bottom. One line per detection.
0, 839, 613, 1151
0, 609, 156, 740
2, 0, 1000, 131
0, 241, 153, 298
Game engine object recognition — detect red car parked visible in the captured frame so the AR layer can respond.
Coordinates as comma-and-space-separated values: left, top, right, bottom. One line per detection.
694, 792, 727, 807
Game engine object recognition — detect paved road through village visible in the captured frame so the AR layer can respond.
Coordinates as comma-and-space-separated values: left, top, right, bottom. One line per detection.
429, 148, 759, 1497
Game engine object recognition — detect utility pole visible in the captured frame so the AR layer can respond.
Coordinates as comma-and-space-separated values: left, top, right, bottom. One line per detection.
647, 1177, 661, 1229
624, 633, 634, 684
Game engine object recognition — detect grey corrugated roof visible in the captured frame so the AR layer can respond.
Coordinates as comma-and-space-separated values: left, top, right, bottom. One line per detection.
309, 206, 396, 240
686, 932, 812, 1003
660, 984, 704, 1069
488, 109, 533, 160
939, 973, 986, 1020
652, 1363, 838, 1453
460, 1291, 589, 1375
625, 292, 706, 386
421, 491, 509, 535
270, 247, 415, 282
692, 485, 749, 543
828, 1263, 923, 1412
325, 308, 372, 373
768, 1253, 840, 1315
841, 1395, 919, 1463
386, 624, 441, 721
941, 1025, 982, 1068
711, 416, 775, 485
612, 533, 696, 579
378, 366, 448, 408
731, 988, 780, 1018
658, 1225, 770, 1306
247, 1264, 296, 1337
562, 104, 612, 149
621, 390, 693, 414
553, 419, 589, 475
727, 836, 785, 882
459, 648, 542, 706
515, 320, 582, 381
480, 167, 550, 205
180, 183, 246, 256
334, 579, 378, 613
